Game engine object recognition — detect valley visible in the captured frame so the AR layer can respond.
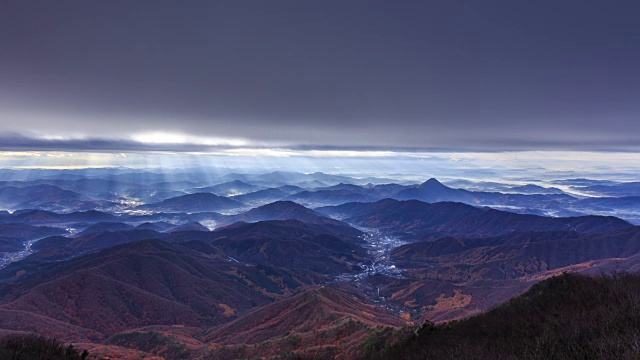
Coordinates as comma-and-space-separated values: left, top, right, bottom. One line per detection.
335, 228, 407, 310
0, 169, 639, 359
0, 239, 32, 269
2, 3, 638, 358
336, 228, 406, 283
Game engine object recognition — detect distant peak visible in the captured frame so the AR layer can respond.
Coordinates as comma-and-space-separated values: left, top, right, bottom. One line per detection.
262, 200, 302, 207
256, 200, 312, 212
422, 178, 445, 187
228, 180, 249, 185
188, 192, 221, 197
170, 221, 209, 232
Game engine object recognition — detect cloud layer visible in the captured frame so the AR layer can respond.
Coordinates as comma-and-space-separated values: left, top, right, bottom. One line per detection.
1, 1, 639, 152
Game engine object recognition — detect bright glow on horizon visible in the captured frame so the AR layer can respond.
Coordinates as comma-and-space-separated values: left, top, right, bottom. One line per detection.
204, 148, 429, 158
131, 132, 248, 146
12, 165, 123, 170
0, 149, 639, 184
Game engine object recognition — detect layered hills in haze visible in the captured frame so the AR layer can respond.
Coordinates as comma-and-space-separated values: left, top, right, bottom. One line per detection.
1, 169, 640, 358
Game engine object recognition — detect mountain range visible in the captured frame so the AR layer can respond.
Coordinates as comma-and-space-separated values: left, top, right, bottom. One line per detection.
2, 169, 640, 358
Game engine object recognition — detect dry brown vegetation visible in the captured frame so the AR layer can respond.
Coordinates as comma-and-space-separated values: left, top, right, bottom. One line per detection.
369, 272, 640, 359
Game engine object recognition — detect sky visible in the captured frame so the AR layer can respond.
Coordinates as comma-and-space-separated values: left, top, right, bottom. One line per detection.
0, 1, 639, 169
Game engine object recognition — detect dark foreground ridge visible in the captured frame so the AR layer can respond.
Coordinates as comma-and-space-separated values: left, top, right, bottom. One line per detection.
366, 272, 640, 359
0, 334, 88, 360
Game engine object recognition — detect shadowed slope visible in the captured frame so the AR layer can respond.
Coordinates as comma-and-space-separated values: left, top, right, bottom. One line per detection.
319, 199, 631, 239
202, 285, 406, 359
217, 201, 362, 238
210, 220, 367, 274
138, 193, 244, 212
0, 240, 318, 341
392, 226, 640, 282
375, 273, 640, 360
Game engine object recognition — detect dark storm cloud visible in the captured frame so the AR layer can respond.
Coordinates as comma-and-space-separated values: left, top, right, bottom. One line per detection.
1, 133, 639, 154
0, 133, 235, 153
1, 0, 639, 152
